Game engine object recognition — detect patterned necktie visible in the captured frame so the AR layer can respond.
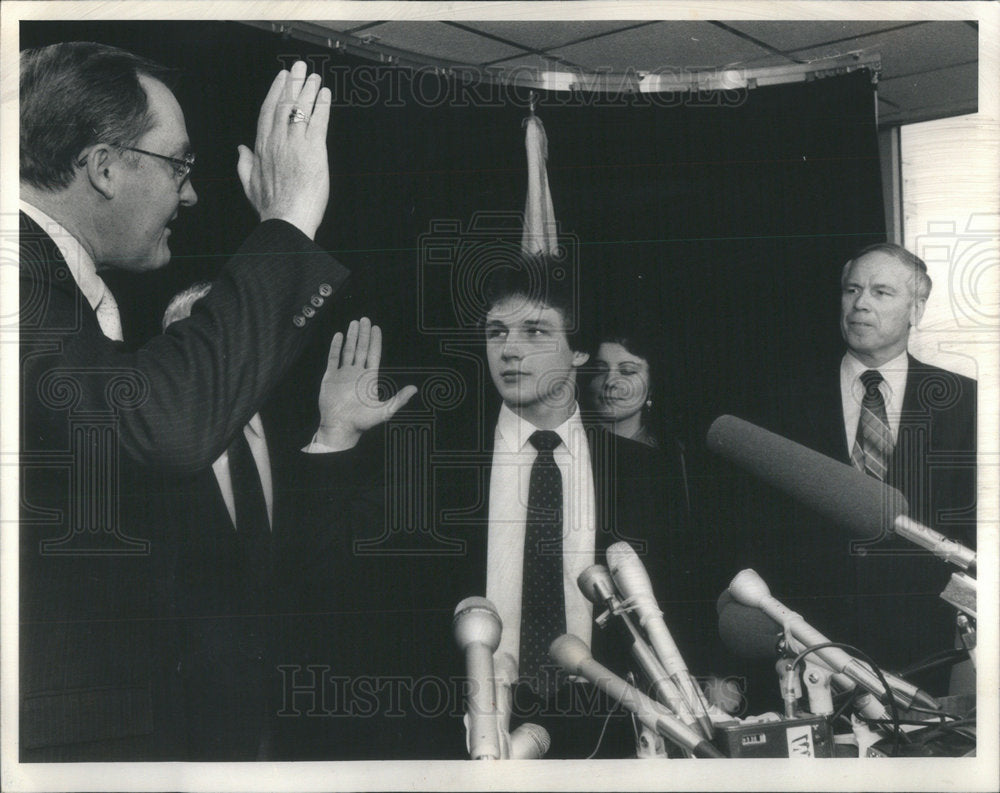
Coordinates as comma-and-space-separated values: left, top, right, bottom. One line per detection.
851, 369, 893, 481
519, 429, 566, 698
94, 282, 124, 342
227, 430, 271, 580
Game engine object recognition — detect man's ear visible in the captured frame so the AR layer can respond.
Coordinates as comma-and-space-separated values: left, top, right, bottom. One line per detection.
571, 350, 590, 368
82, 144, 117, 199
911, 295, 927, 328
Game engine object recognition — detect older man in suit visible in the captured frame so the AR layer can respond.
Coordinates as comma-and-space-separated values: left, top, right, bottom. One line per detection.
749, 243, 976, 696
19, 42, 345, 759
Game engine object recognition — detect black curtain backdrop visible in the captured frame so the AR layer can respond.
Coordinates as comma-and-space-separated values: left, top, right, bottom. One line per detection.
21, 20, 885, 595
21, 21, 885, 451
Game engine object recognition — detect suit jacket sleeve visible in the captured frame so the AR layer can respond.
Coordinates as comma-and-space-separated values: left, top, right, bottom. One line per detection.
21, 215, 349, 473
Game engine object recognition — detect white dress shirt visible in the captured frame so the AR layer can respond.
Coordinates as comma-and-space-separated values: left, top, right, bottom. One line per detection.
840, 349, 909, 452
486, 403, 597, 667
211, 414, 273, 530
20, 200, 123, 341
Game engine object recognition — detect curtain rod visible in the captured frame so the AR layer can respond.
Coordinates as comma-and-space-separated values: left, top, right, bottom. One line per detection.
244, 21, 880, 95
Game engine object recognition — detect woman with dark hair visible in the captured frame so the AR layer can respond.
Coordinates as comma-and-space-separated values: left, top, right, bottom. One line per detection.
586, 331, 660, 447
585, 325, 693, 521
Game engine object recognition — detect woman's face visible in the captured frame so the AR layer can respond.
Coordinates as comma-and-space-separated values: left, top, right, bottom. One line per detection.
587, 342, 651, 424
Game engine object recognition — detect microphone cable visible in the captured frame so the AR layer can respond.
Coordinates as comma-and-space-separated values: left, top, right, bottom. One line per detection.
788, 641, 906, 756
898, 647, 970, 680
584, 672, 631, 760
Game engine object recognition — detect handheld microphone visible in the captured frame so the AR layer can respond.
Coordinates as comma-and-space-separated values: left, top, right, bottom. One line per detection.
728, 570, 938, 712
706, 415, 976, 573
453, 597, 503, 760
550, 634, 724, 758
606, 542, 714, 739
578, 565, 694, 730
509, 723, 551, 760
493, 651, 551, 759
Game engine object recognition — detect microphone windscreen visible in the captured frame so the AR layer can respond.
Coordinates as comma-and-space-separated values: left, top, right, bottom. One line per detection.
716, 590, 783, 661
509, 723, 551, 760
706, 415, 908, 541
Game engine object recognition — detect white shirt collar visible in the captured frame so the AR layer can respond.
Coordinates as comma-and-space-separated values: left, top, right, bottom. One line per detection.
495, 402, 584, 455
20, 199, 105, 313
842, 348, 909, 405
246, 412, 265, 439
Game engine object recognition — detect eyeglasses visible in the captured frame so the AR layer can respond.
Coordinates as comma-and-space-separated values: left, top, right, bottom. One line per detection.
119, 146, 195, 183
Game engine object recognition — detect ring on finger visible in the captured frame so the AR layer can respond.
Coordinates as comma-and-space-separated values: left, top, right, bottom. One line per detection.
288, 107, 308, 124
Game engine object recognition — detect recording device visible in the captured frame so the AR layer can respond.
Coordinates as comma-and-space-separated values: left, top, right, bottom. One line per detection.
606, 542, 715, 739
706, 415, 977, 573
453, 597, 503, 759
549, 634, 724, 758
728, 570, 939, 712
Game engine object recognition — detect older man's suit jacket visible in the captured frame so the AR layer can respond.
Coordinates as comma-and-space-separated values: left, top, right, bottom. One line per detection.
19, 211, 348, 760
746, 354, 976, 690
275, 415, 705, 760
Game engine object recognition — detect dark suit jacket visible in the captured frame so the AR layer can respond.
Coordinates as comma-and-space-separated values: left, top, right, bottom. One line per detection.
19, 212, 348, 760
138, 425, 382, 761
745, 354, 976, 692
274, 412, 703, 760
144, 427, 277, 762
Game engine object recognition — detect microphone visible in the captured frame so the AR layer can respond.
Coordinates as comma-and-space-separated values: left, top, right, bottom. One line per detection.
717, 591, 888, 720
494, 651, 551, 759
706, 415, 976, 572
549, 634, 724, 758
509, 723, 551, 760
728, 570, 938, 712
493, 651, 517, 753
606, 542, 714, 739
453, 597, 503, 760
578, 565, 695, 730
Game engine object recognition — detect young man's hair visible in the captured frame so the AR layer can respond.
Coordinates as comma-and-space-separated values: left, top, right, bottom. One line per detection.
481, 252, 592, 352
21, 41, 178, 190
841, 242, 933, 302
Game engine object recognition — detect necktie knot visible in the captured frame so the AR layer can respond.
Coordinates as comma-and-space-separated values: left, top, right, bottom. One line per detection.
860, 369, 884, 402
529, 430, 561, 454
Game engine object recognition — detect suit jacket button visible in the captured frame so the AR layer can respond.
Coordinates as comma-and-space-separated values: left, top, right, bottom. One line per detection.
293, 315, 306, 328
318, 283, 333, 297
302, 306, 316, 318
310, 295, 324, 307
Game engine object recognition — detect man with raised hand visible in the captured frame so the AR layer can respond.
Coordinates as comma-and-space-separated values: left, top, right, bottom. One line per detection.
18, 43, 348, 760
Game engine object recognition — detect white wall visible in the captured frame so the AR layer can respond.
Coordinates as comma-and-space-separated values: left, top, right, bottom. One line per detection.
901, 114, 999, 382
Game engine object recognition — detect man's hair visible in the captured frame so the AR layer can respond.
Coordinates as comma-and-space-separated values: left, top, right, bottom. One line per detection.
841, 242, 933, 302
481, 252, 591, 352
162, 281, 212, 329
20, 42, 177, 190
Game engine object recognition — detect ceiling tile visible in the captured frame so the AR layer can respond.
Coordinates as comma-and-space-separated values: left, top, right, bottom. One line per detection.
302, 20, 386, 34
722, 21, 918, 55
877, 62, 978, 124
359, 21, 526, 66
784, 22, 976, 77
551, 21, 778, 72
462, 21, 649, 54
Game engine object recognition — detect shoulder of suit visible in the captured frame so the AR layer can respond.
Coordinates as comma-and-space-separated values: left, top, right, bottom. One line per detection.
907, 354, 977, 387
